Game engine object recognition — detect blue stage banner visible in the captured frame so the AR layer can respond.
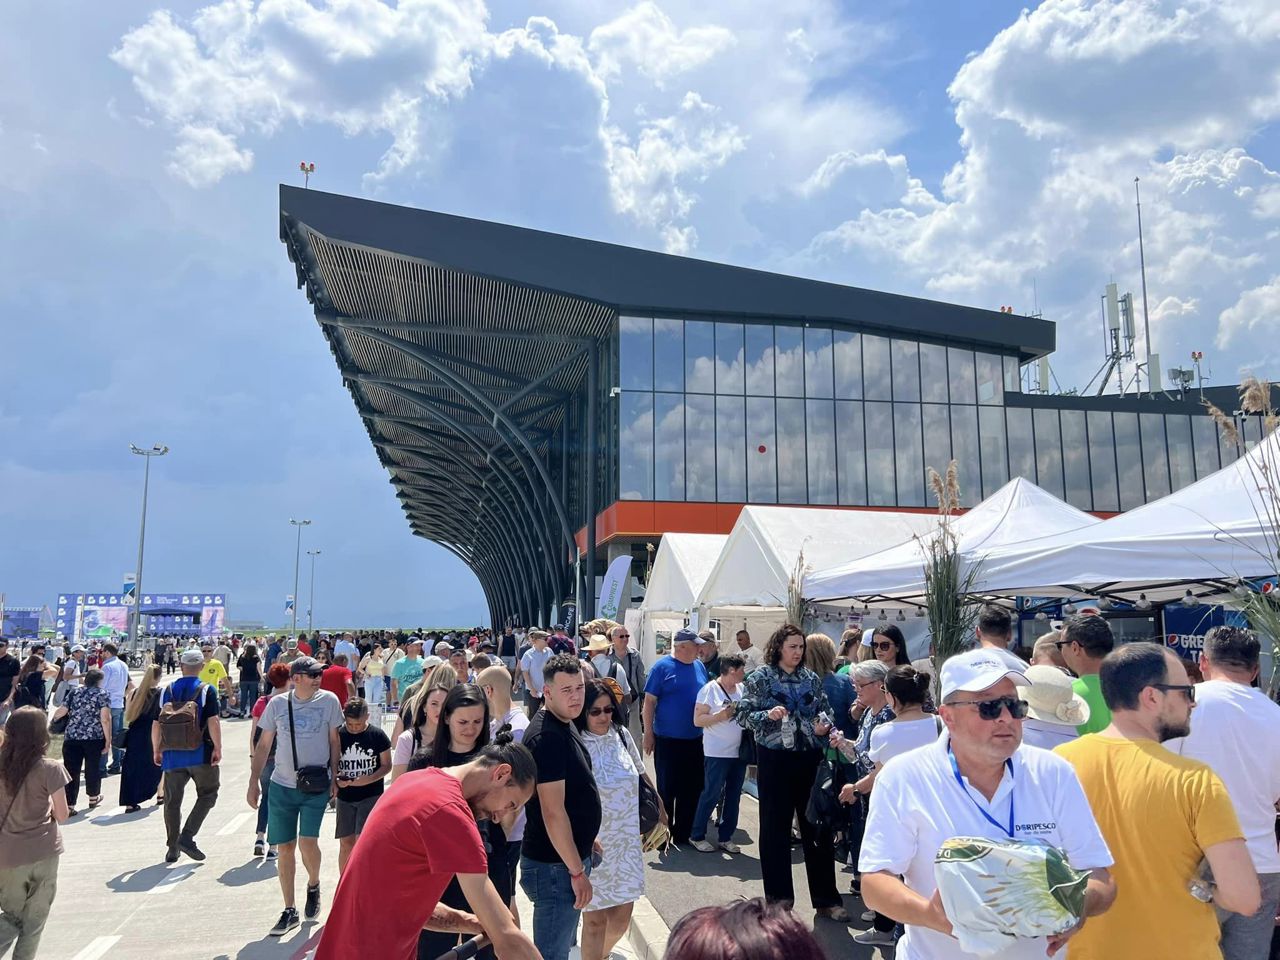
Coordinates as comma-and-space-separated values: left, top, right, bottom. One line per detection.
57, 592, 227, 642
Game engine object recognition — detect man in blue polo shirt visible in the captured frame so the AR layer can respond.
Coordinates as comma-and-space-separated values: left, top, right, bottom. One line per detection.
642, 628, 708, 845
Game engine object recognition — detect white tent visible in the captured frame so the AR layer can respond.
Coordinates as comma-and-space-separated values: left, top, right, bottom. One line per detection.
695, 506, 938, 636
637, 533, 727, 663
969, 430, 1280, 602
804, 478, 1100, 608
642, 533, 728, 616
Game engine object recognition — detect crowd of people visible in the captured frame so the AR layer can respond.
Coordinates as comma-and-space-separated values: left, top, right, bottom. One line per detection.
3, 612, 1280, 960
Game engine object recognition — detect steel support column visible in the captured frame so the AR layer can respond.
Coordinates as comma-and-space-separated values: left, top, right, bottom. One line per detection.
583, 340, 598, 621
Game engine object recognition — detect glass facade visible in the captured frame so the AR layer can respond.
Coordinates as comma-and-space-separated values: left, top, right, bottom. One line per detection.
616, 316, 1224, 513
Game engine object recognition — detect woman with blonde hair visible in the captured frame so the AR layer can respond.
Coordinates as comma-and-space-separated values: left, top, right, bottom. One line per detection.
119, 660, 164, 812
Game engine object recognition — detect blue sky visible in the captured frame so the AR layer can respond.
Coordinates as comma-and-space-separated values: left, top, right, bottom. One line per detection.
3, 0, 1280, 627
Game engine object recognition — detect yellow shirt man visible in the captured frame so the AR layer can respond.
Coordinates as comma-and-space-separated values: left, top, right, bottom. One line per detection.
198, 657, 228, 690
1056, 735, 1242, 960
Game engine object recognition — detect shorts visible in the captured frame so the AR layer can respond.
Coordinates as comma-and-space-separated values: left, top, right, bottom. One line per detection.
501, 656, 517, 670
335, 794, 381, 840
267, 780, 329, 844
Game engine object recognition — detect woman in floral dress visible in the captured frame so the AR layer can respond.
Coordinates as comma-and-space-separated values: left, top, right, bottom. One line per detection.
575, 680, 658, 960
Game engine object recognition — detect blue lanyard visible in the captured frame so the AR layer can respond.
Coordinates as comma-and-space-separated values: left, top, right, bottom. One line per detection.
947, 747, 1015, 839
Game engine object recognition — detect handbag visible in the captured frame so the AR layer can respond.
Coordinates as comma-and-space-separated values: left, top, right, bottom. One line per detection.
639, 774, 661, 835
49, 687, 71, 736
287, 693, 331, 795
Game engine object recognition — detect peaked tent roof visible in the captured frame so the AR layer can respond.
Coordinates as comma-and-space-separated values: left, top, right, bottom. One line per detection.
641, 533, 729, 616
804, 478, 1099, 607
696, 506, 938, 611
968, 430, 1280, 602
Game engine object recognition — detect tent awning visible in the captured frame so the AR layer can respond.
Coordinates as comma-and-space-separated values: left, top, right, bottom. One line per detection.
640, 533, 728, 616
804, 478, 1099, 607
962, 430, 1280, 602
696, 506, 938, 611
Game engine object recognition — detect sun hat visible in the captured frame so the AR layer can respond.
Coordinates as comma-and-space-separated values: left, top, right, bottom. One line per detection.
1023, 664, 1090, 727
586, 634, 611, 653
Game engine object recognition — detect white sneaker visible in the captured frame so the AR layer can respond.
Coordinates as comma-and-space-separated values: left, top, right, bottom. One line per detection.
690, 839, 717, 853
861, 909, 876, 922
718, 841, 740, 854
853, 928, 895, 946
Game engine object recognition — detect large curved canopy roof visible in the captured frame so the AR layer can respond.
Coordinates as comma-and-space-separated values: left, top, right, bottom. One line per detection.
279, 185, 1054, 624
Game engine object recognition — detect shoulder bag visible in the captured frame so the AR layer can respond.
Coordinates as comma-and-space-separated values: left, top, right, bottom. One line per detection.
622, 727, 662, 835
287, 693, 331, 795
49, 696, 70, 736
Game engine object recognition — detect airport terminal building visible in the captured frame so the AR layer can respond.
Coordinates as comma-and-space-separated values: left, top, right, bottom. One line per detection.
280, 185, 1249, 627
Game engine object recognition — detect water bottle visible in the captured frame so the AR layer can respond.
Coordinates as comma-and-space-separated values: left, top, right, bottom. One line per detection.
781, 712, 796, 750
1188, 857, 1215, 903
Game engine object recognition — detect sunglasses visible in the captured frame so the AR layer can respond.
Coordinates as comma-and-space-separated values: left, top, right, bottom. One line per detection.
873, 641, 896, 652
1151, 683, 1196, 703
617, 633, 630, 638
588, 706, 615, 717
947, 696, 1030, 720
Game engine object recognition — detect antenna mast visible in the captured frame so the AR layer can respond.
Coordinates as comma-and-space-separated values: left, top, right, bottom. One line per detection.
1134, 177, 1154, 393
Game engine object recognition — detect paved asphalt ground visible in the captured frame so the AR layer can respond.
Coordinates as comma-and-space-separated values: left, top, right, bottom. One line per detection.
35, 672, 880, 960
640, 783, 888, 960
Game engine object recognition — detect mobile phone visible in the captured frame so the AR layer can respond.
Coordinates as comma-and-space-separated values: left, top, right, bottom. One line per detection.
590, 849, 604, 869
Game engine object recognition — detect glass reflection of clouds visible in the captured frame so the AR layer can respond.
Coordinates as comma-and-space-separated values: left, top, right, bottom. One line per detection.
686, 394, 716, 501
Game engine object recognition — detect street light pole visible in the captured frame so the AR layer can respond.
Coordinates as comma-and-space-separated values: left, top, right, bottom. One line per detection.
289, 519, 312, 638
128, 444, 169, 650
306, 549, 322, 632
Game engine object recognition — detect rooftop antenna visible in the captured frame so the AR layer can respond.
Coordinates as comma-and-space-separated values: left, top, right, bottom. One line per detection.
300, 161, 315, 189
1135, 177, 1155, 393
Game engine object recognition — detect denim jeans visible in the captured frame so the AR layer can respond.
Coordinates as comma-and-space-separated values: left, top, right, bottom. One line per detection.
1220, 871, 1280, 960
101, 707, 125, 772
518, 857, 591, 960
238, 682, 258, 717
691, 755, 747, 843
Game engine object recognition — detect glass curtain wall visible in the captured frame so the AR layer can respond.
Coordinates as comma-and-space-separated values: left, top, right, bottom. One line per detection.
616, 315, 1216, 513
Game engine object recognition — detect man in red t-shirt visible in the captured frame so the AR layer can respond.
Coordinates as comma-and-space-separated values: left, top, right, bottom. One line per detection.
315, 742, 542, 960
320, 655, 356, 707
296, 633, 313, 657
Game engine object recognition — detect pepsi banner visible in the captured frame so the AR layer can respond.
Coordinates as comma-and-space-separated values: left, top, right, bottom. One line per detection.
56, 592, 227, 643
1161, 603, 1248, 659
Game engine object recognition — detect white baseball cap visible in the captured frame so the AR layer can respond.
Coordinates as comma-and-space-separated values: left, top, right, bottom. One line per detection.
939, 648, 1031, 702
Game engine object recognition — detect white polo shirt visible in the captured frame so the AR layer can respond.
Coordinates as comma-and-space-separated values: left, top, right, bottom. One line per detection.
100, 656, 130, 709
860, 734, 1112, 960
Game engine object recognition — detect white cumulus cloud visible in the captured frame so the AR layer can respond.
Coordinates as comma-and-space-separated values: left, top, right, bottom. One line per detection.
168, 124, 254, 185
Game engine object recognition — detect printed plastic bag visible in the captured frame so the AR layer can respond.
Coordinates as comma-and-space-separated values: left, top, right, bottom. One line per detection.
933, 836, 1088, 956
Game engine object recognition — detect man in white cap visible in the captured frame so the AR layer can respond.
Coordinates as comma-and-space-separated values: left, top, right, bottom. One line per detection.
860, 648, 1116, 960
1020, 664, 1088, 750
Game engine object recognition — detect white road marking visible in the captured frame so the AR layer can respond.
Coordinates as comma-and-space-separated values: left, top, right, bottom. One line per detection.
71, 936, 121, 960
149, 865, 198, 895
216, 811, 253, 836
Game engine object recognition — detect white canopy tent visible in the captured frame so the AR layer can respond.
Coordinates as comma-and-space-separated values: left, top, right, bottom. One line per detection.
695, 506, 938, 640
967, 430, 1280, 603
804, 478, 1101, 608
637, 533, 727, 664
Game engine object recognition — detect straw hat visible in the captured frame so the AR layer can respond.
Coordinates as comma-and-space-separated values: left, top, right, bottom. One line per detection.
1023, 665, 1090, 727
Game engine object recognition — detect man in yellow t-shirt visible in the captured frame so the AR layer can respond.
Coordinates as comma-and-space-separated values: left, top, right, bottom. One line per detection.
198, 642, 235, 714
1057, 642, 1260, 960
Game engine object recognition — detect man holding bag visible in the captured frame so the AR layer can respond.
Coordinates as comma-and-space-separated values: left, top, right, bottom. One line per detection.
248, 657, 344, 938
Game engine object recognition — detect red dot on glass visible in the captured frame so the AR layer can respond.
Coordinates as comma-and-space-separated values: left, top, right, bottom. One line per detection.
757, 445, 767, 454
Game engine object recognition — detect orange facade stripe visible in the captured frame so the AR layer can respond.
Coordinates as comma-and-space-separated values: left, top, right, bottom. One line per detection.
573, 500, 1121, 553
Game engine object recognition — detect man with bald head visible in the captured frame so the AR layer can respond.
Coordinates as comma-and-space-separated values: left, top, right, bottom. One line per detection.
605, 624, 646, 740
860, 648, 1116, 957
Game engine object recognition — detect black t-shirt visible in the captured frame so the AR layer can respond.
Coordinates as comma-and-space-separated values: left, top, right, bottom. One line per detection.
521, 710, 601, 864
0, 654, 18, 701
337, 725, 392, 802
499, 633, 517, 658
237, 654, 261, 683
